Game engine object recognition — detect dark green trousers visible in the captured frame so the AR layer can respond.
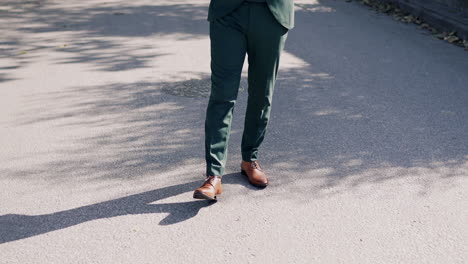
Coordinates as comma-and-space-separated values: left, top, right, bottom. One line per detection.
205, 0, 289, 176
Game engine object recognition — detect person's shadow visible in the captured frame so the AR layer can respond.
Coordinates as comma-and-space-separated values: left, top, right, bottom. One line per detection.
0, 173, 258, 244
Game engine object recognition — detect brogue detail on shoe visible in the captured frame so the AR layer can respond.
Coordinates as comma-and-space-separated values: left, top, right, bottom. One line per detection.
193, 175, 222, 200
250, 160, 263, 171
241, 160, 268, 187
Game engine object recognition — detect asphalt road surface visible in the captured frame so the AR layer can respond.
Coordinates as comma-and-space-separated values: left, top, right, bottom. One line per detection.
1, 0, 467, 263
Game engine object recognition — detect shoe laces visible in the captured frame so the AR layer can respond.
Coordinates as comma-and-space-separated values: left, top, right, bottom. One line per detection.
205, 175, 220, 186
251, 160, 263, 171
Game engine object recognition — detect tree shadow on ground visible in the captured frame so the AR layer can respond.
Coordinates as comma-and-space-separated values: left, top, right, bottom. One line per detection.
2, 0, 467, 195
264, 0, 468, 194
1, 0, 467, 245
0, 1, 208, 77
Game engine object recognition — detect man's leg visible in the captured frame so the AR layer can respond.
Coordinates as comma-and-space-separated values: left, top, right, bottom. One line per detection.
241, 2, 288, 162
205, 4, 249, 177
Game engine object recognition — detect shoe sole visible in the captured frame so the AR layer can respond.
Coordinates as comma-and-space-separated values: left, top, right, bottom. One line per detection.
241, 169, 268, 187
193, 191, 217, 200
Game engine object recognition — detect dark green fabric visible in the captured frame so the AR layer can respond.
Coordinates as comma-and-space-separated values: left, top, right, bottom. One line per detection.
205, 1, 289, 176
207, 0, 295, 29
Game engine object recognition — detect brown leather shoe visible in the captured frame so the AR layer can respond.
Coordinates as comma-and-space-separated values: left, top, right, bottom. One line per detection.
241, 160, 268, 187
193, 175, 222, 200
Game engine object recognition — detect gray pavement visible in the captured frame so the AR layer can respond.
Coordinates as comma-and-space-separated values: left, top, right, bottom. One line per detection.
1, 0, 467, 263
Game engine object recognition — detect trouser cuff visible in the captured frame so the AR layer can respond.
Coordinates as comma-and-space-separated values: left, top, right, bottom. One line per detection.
241, 151, 258, 162
206, 164, 224, 177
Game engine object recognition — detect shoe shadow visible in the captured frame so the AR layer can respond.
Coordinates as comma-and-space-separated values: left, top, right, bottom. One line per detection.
0, 173, 262, 244
0, 180, 215, 244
